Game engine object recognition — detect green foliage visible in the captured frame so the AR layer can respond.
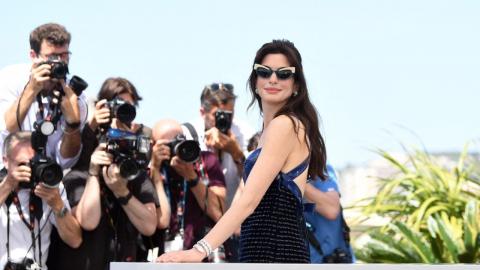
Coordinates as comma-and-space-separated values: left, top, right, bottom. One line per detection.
355, 146, 480, 263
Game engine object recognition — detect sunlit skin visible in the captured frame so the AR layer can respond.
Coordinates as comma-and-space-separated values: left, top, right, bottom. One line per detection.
256, 53, 297, 112
156, 52, 309, 263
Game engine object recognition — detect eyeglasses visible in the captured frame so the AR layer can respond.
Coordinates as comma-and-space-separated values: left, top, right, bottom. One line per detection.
39, 51, 72, 60
207, 83, 234, 93
253, 64, 295, 80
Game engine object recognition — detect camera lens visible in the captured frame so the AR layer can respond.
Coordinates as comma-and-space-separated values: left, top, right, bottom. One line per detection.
174, 140, 200, 163
118, 158, 139, 181
33, 161, 63, 188
115, 103, 136, 124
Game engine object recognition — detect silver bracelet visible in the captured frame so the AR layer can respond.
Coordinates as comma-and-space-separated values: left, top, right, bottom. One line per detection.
195, 239, 213, 257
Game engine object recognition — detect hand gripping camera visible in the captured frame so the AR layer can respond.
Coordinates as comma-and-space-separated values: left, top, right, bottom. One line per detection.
106, 128, 150, 181
166, 134, 201, 163
215, 110, 233, 134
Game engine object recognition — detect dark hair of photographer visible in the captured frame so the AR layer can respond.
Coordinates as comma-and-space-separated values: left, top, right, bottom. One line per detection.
29, 23, 71, 54
97, 77, 142, 107
200, 84, 236, 114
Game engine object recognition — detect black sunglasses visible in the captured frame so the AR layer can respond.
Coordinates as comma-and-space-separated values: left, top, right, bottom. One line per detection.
253, 64, 296, 80
207, 83, 234, 93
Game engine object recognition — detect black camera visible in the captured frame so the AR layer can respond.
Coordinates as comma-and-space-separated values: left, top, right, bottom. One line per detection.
106, 97, 136, 124
4, 258, 39, 270
322, 248, 353, 263
106, 128, 150, 181
215, 110, 233, 134
21, 154, 63, 189
167, 134, 200, 163
39, 58, 69, 80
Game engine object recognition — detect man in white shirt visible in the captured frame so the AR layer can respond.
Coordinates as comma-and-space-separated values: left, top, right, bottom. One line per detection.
190, 83, 254, 209
0, 131, 82, 269
0, 23, 87, 169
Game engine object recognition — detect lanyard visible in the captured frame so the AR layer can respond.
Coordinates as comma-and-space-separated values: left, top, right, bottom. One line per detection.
6, 190, 43, 267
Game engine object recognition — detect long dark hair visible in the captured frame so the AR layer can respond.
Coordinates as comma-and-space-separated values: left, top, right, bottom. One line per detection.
247, 39, 327, 180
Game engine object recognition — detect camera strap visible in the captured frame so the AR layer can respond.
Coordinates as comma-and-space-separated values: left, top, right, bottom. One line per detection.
99, 184, 119, 260
182, 122, 198, 142
6, 190, 44, 267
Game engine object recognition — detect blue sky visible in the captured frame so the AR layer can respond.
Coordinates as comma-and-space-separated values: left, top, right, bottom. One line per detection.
1, 0, 479, 168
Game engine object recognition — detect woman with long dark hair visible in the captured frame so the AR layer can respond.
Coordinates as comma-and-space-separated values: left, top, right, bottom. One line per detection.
157, 39, 327, 263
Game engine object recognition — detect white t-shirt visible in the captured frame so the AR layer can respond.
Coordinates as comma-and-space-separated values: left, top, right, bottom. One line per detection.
189, 117, 255, 208
0, 183, 71, 270
0, 63, 88, 169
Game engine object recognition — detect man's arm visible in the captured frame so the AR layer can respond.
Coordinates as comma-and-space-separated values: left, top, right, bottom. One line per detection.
304, 183, 341, 220
35, 185, 82, 248
151, 169, 171, 229
4, 64, 49, 132
59, 82, 82, 159
103, 165, 157, 236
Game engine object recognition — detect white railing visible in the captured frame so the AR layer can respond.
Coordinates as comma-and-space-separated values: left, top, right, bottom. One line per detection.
111, 262, 479, 270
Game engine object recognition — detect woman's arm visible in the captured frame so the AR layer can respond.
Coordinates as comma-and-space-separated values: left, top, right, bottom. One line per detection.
157, 115, 307, 262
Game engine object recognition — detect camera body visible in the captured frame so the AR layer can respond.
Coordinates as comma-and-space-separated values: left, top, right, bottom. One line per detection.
29, 154, 63, 188
215, 110, 232, 134
106, 128, 150, 181
166, 134, 200, 163
39, 58, 69, 80
4, 258, 40, 270
106, 97, 136, 124
322, 248, 353, 263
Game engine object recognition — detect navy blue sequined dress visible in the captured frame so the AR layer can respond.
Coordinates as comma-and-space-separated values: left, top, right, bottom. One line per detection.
239, 148, 310, 263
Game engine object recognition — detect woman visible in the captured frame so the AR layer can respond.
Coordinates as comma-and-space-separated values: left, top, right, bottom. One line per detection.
157, 39, 327, 263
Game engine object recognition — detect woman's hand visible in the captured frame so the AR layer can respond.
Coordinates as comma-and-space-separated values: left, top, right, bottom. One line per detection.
155, 248, 205, 263
89, 99, 110, 131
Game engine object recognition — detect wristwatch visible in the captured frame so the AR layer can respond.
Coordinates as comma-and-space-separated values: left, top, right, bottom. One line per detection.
117, 190, 133, 205
55, 205, 69, 218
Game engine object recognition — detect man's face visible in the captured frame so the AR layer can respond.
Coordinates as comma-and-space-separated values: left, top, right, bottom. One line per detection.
31, 40, 71, 90
3, 141, 35, 172
202, 100, 235, 130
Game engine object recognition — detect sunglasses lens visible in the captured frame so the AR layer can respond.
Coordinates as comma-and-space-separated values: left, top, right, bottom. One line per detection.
223, 83, 234, 91
255, 67, 272, 78
276, 70, 294, 80
210, 83, 220, 91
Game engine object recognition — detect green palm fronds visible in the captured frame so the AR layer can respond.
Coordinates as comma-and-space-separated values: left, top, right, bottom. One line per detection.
355, 145, 480, 263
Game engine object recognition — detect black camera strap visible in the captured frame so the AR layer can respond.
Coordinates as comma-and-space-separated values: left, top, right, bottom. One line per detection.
182, 122, 198, 142
6, 190, 44, 267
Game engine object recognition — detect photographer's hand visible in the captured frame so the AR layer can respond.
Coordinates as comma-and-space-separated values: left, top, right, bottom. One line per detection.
89, 99, 110, 131
89, 143, 112, 176
0, 164, 31, 205
206, 128, 244, 168
34, 184, 64, 212
151, 139, 171, 171
4, 63, 51, 132
60, 79, 80, 125
170, 156, 197, 180
103, 164, 129, 197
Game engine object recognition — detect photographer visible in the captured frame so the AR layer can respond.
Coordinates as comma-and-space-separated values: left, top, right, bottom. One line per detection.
191, 84, 253, 262
150, 119, 226, 258
47, 78, 157, 270
0, 131, 82, 270
0, 23, 87, 170
303, 164, 355, 263
192, 83, 254, 209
